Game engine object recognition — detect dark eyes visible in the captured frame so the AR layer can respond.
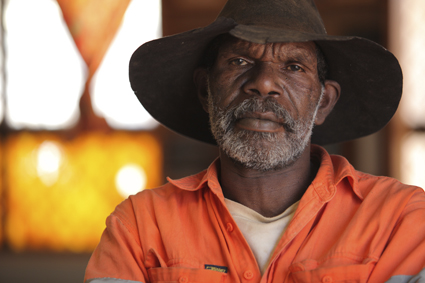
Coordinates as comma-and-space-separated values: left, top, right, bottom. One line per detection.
229, 59, 304, 72
285, 65, 304, 72
230, 58, 249, 66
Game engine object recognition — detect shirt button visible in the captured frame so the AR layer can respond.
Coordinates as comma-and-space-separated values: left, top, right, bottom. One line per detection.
179, 276, 188, 283
322, 275, 332, 283
226, 222, 234, 232
244, 270, 254, 280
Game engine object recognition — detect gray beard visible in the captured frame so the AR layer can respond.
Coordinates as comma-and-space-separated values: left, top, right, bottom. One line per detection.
208, 88, 323, 171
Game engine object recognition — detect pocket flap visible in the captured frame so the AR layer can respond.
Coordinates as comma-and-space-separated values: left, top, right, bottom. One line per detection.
292, 264, 373, 283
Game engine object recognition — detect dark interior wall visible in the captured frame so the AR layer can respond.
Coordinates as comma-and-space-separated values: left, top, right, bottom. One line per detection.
316, 0, 387, 42
0, 252, 91, 283
162, 0, 227, 36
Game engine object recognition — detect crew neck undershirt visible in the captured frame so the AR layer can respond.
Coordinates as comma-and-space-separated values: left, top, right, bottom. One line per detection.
224, 198, 299, 275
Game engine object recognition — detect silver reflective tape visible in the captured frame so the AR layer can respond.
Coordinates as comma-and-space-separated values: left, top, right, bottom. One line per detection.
386, 275, 413, 283
86, 278, 143, 283
386, 268, 425, 283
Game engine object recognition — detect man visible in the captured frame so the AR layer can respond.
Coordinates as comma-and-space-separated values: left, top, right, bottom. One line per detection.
84, 0, 425, 282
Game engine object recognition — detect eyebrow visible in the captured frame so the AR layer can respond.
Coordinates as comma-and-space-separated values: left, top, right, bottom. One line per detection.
285, 52, 315, 64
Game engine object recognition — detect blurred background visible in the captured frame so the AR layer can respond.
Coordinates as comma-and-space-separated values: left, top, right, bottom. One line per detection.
0, 0, 423, 282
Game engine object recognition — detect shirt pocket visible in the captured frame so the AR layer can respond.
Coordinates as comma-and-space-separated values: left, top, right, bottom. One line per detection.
148, 267, 226, 283
290, 262, 375, 283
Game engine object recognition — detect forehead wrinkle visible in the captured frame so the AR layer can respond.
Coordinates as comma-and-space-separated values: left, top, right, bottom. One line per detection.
272, 43, 280, 60
223, 39, 274, 60
251, 42, 280, 61
246, 42, 270, 60
276, 43, 316, 63
249, 41, 317, 65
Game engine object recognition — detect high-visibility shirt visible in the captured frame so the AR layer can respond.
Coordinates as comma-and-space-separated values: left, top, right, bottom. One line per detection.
84, 145, 425, 283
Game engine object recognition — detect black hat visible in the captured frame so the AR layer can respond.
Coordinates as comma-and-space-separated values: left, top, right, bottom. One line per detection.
129, 0, 402, 145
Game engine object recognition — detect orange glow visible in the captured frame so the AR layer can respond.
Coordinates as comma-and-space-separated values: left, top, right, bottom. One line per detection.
5, 132, 162, 252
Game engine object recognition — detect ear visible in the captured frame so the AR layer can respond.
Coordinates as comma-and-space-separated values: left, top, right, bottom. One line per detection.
315, 80, 341, 125
193, 67, 209, 113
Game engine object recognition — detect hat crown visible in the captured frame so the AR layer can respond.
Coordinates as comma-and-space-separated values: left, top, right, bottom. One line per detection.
219, 0, 327, 35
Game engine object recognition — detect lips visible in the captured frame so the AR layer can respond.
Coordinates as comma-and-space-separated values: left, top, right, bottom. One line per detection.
240, 112, 283, 123
235, 112, 284, 132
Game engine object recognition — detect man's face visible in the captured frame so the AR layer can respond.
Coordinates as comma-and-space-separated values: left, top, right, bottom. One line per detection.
206, 38, 324, 171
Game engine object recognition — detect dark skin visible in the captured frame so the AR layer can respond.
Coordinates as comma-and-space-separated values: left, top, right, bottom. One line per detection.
195, 38, 340, 217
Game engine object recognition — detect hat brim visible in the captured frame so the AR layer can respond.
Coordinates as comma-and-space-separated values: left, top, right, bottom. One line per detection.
129, 17, 402, 145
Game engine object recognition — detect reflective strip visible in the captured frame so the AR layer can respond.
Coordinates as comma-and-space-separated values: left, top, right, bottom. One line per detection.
386, 268, 425, 283
85, 278, 143, 283
386, 276, 413, 283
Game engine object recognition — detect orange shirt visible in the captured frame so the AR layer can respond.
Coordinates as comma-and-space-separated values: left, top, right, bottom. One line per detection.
85, 145, 425, 283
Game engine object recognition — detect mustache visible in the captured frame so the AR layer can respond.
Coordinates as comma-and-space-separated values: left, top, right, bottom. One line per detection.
226, 97, 297, 132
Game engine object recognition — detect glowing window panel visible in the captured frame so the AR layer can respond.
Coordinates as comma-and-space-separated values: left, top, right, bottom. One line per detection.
91, 0, 161, 130
115, 164, 147, 198
390, 0, 425, 128
5, 132, 162, 252
401, 133, 425, 189
4, 0, 86, 130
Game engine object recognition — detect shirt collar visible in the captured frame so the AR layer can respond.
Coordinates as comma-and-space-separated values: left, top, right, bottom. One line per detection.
167, 145, 361, 201
310, 144, 360, 201
166, 157, 223, 196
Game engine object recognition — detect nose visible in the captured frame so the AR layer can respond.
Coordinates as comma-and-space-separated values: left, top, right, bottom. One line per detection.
243, 63, 282, 97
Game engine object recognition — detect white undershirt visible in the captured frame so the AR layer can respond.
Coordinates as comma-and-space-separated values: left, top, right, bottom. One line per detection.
224, 198, 299, 274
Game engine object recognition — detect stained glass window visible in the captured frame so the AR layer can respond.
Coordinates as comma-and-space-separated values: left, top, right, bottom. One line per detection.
1, 0, 163, 252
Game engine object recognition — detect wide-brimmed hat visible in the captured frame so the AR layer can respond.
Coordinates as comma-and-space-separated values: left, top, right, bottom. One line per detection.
129, 0, 402, 145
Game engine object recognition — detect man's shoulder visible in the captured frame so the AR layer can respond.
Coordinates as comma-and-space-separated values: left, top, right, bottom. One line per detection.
111, 169, 211, 220
140, 168, 210, 199
349, 167, 425, 209
325, 150, 424, 203
356, 170, 422, 194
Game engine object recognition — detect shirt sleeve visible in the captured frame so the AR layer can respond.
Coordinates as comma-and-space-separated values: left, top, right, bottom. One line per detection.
84, 205, 148, 283
370, 189, 425, 282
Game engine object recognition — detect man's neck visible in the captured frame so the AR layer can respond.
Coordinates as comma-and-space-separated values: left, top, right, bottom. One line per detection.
218, 146, 318, 217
